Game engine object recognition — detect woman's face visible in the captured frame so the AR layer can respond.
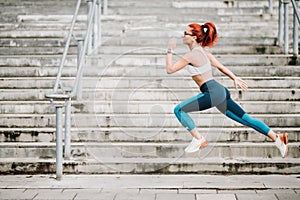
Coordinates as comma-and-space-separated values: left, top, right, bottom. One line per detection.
182, 26, 195, 45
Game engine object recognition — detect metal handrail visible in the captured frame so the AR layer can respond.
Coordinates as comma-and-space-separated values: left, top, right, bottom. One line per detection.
72, 0, 97, 98
278, 0, 299, 55
291, 0, 300, 55
45, 0, 106, 181
291, 0, 300, 22
53, 0, 82, 93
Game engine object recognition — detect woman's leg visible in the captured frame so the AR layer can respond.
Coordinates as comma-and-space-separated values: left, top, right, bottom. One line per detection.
174, 92, 212, 139
217, 98, 271, 134
216, 97, 288, 157
216, 97, 277, 141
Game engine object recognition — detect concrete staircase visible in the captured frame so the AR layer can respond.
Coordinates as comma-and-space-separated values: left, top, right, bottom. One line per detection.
0, 0, 299, 174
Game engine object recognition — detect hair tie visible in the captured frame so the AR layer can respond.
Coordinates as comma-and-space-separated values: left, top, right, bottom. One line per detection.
203, 27, 208, 33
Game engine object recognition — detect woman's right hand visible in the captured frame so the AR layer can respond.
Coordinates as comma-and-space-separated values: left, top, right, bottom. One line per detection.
167, 38, 177, 50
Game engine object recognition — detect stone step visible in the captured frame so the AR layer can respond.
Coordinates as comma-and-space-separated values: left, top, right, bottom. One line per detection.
1, 77, 299, 89
1, 127, 299, 143
80, 77, 300, 89
1, 64, 299, 78
0, 54, 294, 68
87, 88, 300, 101
104, 36, 278, 46
0, 113, 299, 128
91, 54, 294, 66
97, 65, 300, 77
0, 30, 85, 38
108, 0, 272, 9
0, 142, 299, 159
0, 157, 299, 174
0, 3, 84, 15
108, 7, 266, 16
0, 12, 294, 29
98, 45, 283, 55
0, 47, 77, 55
0, 100, 299, 115
0, 87, 299, 101
12, 16, 280, 30
0, 38, 75, 47
122, 29, 278, 38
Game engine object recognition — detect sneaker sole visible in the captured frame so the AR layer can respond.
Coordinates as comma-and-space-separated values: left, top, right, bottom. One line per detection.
200, 140, 207, 149
283, 133, 288, 157
279, 133, 288, 157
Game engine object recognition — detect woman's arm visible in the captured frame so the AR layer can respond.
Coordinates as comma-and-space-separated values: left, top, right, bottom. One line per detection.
204, 50, 248, 91
166, 38, 189, 74
166, 53, 189, 74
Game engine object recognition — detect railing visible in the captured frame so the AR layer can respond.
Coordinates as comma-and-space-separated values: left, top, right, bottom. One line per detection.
277, 0, 300, 55
45, 0, 107, 181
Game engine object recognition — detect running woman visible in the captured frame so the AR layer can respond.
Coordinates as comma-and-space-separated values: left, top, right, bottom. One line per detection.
165, 22, 288, 157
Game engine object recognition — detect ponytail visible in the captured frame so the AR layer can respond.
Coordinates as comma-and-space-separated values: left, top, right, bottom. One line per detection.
188, 22, 218, 47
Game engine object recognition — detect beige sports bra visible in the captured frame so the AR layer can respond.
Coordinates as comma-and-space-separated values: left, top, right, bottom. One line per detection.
183, 46, 212, 76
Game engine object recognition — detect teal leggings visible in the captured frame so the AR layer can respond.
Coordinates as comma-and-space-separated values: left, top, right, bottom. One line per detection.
174, 80, 270, 135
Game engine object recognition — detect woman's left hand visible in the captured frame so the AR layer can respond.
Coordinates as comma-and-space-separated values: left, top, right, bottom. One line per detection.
234, 77, 248, 91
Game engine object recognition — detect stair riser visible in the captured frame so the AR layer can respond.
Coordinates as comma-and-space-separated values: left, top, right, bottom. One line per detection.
0, 89, 299, 101
1, 78, 299, 89
0, 47, 77, 56
0, 55, 293, 68
1, 128, 300, 143
98, 45, 283, 55
1, 114, 299, 128
1, 101, 299, 114
89, 90, 300, 101
0, 144, 298, 159
108, 7, 265, 16
0, 161, 298, 175
2, 65, 300, 77
104, 37, 277, 46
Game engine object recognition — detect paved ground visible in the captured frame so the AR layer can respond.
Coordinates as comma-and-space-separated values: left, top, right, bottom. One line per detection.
0, 174, 299, 200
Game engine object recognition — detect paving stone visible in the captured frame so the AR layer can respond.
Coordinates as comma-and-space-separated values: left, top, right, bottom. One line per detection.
100, 188, 140, 194
217, 189, 256, 194
195, 194, 236, 200
0, 189, 33, 200
140, 189, 178, 194
62, 189, 101, 193
33, 191, 76, 200
156, 193, 196, 200
256, 189, 297, 194
178, 189, 217, 194
236, 193, 277, 200
114, 193, 155, 200
74, 193, 116, 200
275, 193, 300, 200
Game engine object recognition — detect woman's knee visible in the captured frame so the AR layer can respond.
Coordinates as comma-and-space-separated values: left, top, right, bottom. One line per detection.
174, 104, 182, 117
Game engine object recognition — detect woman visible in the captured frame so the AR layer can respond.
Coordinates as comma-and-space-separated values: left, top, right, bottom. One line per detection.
165, 22, 288, 157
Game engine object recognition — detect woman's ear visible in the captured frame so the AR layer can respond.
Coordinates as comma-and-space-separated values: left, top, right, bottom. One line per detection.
193, 36, 197, 42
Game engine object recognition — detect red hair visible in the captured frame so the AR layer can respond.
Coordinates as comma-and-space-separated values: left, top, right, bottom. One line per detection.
188, 22, 218, 47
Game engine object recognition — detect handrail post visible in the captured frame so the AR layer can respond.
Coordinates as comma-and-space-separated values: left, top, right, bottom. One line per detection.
55, 105, 64, 181
93, 0, 99, 53
283, 0, 290, 54
98, 0, 102, 46
64, 91, 72, 159
278, 0, 284, 46
103, 0, 108, 15
293, 0, 299, 56
269, 0, 273, 14
87, 0, 93, 55
77, 40, 84, 100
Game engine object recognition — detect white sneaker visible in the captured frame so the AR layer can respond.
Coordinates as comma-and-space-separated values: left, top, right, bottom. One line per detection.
184, 137, 207, 153
275, 133, 288, 158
